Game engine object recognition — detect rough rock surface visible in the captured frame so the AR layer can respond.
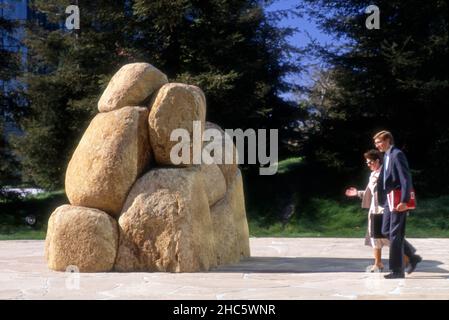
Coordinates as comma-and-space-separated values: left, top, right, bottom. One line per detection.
65, 106, 151, 217
114, 166, 217, 272
199, 164, 226, 206
45, 205, 118, 272
210, 169, 250, 265
204, 121, 239, 187
98, 63, 168, 112
148, 83, 206, 166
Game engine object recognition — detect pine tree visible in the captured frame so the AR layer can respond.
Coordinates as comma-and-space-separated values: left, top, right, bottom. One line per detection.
1, 9, 22, 193
131, 0, 302, 129
299, 0, 449, 193
13, 0, 135, 189
14, 0, 303, 189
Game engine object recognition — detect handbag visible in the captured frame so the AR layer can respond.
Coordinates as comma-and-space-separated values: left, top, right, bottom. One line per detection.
370, 213, 386, 238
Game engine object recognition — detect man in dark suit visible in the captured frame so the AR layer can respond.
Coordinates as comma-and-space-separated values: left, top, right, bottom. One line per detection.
374, 130, 422, 279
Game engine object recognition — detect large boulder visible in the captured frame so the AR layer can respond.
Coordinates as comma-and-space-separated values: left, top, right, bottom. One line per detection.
199, 164, 226, 206
45, 205, 118, 272
148, 83, 206, 166
229, 170, 251, 258
65, 106, 151, 217
204, 121, 238, 188
210, 169, 250, 264
98, 63, 168, 112
210, 198, 240, 266
114, 166, 217, 272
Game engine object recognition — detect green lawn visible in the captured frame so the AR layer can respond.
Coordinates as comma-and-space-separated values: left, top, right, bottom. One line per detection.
0, 229, 46, 240
249, 196, 449, 238
1, 190, 449, 240
0, 190, 66, 240
276, 157, 304, 174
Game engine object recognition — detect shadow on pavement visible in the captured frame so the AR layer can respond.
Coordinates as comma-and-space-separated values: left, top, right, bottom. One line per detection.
214, 257, 449, 274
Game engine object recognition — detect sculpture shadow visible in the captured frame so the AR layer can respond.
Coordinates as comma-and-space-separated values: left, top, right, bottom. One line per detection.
214, 257, 449, 274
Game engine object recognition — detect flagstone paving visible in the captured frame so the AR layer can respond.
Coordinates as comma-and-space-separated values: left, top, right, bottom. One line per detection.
1, 238, 448, 299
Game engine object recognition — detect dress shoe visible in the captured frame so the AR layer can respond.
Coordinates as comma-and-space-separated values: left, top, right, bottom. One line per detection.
407, 255, 422, 274
384, 272, 405, 279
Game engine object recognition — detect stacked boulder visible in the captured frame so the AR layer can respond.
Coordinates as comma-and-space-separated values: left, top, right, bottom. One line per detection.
45, 63, 250, 272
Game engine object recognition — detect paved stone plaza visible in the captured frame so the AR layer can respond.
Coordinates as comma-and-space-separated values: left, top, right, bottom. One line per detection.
1, 238, 448, 299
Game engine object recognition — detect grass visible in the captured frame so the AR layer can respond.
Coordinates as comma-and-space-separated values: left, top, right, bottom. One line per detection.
0, 229, 46, 240
249, 196, 449, 238
1, 189, 449, 240
0, 190, 66, 240
276, 157, 304, 174
249, 198, 366, 237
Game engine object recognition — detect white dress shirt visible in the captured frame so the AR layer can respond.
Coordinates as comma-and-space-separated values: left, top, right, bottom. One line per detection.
383, 145, 393, 188
384, 145, 393, 171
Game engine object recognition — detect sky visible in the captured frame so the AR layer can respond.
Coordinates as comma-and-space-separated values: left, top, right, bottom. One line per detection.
266, 0, 335, 48
0, 0, 336, 99
265, 0, 338, 97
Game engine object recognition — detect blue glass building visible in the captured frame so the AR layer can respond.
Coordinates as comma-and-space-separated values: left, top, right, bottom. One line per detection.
1, 0, 28, 137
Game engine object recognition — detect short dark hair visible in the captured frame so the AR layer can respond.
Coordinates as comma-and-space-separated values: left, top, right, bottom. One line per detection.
364, 149, 383, 164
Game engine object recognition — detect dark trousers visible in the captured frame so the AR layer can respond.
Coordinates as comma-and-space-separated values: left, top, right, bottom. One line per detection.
382, 204, 416, 272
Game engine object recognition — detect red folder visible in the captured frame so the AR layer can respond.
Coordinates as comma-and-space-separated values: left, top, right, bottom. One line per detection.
387, 189, 416, 211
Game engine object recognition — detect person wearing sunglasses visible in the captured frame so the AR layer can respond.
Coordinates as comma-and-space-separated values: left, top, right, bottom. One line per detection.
345, 149, 406, 272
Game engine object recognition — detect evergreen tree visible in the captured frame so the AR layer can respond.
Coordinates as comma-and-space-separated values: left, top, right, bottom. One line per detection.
13, 0, 137, 189
14, 0, 303, 189
299, 0, 449, 193
131, 0, 302, 130
1, 8, 22, 192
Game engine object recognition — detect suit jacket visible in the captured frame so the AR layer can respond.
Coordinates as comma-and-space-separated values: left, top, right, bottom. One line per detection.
377, 146, 413, 205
